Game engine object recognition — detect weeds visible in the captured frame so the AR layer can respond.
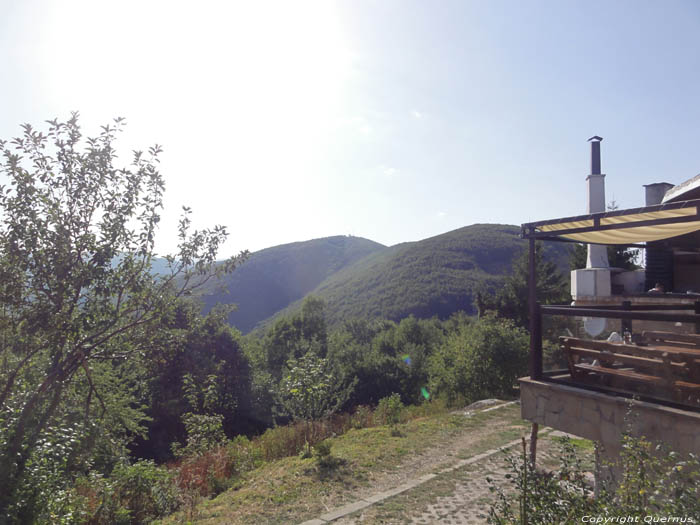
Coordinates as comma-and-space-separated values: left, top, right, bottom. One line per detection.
487, 433, 700, 524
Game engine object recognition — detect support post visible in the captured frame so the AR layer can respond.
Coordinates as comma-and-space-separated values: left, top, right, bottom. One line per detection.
621, 300, 632, 335
695, 301, 700, 335
529, 423, 539, 465
528, 237, 542, 380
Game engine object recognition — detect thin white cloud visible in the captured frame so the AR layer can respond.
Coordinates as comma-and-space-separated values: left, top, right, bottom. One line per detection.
436, 211, 447, 218
411, 110, 423, 119
378, 165, 399, 178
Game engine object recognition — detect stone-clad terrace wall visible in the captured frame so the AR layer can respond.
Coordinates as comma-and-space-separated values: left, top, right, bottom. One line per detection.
520, 378, 700, 486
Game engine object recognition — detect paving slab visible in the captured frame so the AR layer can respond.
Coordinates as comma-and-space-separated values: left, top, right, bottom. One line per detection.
319, 500, 372, 521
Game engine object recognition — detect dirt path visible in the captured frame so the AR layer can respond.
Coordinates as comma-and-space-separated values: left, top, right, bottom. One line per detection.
337, 432, 565, 524
330, 401, 524, 505
304, 402, 592, 525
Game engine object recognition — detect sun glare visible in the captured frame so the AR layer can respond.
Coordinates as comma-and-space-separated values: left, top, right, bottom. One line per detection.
34, 0, 353, 253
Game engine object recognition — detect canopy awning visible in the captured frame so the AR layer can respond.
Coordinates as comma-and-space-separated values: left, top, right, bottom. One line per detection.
521, 199, 700, 245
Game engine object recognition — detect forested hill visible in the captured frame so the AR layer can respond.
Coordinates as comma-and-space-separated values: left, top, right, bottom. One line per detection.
194, 235, 386, 333
256, 224, 571, 330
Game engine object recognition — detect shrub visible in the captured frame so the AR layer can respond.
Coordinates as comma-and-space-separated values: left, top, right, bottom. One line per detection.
429, 314, 528, 405
487, 434, 700, 524
85, 461, 180, 525
375, 393, 404, 427
351, 405, 374, 429
488, 437, 597, 524
276, 350, 355, 427
313, 440, 341, 470
172, 413, 227, 458
403, 398, 448, 420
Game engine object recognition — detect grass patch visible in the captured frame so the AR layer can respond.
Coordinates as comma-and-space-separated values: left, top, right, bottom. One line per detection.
346, 432, 592, 524
552, 435, 594, 451
163, 403, 527, 524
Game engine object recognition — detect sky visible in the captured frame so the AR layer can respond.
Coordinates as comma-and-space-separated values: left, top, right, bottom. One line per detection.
1, 0, 699, 257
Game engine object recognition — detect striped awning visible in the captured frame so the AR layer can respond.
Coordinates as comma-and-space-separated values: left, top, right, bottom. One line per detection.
522, 200, 700, 245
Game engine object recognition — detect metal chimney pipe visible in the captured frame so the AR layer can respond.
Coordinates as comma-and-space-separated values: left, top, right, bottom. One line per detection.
586, 136, 609, 269
589, 136, 602, 174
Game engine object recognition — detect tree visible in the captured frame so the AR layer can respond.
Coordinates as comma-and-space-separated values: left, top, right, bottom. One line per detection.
276, 348, 355, 442
133, 301, 253, 461
428, 313, 529, 404
475, 242, 568, 328
0, 114, 247, 518
569, 243, 639, 271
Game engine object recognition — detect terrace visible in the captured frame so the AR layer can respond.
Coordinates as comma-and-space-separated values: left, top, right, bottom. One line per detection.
520, 195, 700, 487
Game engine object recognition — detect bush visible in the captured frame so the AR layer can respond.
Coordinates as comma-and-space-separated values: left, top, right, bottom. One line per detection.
172, 413, 227, 458
403, 398, 448, 420
375, 393, 405, 427
429, 314, 528, 405
276, 349, 356, 443
351, 405, 374, 429
86, 461, 179, 525
488, 437, 597, 524
487, 434, 700, 524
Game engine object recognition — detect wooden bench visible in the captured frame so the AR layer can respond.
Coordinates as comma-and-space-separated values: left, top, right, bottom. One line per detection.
642, 330, 700, 349
560, 337, 700, 407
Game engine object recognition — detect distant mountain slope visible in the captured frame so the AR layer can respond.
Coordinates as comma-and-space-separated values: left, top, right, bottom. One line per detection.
258, 224, 571, 329
195, 236, 386, 333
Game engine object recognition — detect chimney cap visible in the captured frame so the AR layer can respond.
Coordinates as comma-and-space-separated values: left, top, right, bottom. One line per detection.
587, 135, 603, 142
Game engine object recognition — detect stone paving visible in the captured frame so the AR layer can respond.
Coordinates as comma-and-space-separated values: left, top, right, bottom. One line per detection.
406, 445, 526, 524
301, 411, 577, 524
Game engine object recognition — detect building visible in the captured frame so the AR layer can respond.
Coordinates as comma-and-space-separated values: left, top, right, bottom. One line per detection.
519, 138, 700, 487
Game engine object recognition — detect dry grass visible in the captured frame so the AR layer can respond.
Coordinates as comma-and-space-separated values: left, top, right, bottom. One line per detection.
159, 402, 529, 524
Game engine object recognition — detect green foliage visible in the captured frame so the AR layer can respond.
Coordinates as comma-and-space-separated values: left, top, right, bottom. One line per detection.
88, 461, 180, 525
375, 393, 405, 427
569, 242, 640, 271
313, 439, 332, 459
351, 405, 374, 429
313, 439, 343, 470
429, 314, 529, 404
245, 297, 341, 427
610, 434, 700, 516
488, 437, 598, 524
488, 434, 700, 524
276, 349, 355, 426
327, 316, 444, 408
194, 235, 385, 333
476, 241, 569, 329
172, 413, 227, 458
249, 296, 330, 380
253, 225, 571, 333
0, 114, 243, 519
135, 300, 252, 461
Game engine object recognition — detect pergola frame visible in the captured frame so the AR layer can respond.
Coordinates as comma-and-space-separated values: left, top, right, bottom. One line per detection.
521, 198, 700, 246
521, 198, 700, 381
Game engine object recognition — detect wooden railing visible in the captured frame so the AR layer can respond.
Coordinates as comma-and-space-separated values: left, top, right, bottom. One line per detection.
530, 301, 700, 409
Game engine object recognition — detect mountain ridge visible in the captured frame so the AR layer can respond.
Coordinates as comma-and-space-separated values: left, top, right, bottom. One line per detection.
191, 224, 571, 334
251, 224, 570, 332
194, 234, 386, 333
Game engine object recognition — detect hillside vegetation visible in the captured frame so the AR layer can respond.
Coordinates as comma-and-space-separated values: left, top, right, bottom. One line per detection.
260, 224, 571, 330
194, 235, 385, 333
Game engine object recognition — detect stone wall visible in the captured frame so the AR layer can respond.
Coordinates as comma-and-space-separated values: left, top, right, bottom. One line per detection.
520, 377, 700, 487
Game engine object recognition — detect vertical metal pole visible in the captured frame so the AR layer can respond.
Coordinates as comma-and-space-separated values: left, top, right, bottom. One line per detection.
528, 237, 542, 380
621, 300, 632, 335
694, 301, 700, 334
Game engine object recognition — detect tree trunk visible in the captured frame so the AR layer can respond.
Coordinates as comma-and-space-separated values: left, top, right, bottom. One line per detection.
529, 423, 539, 464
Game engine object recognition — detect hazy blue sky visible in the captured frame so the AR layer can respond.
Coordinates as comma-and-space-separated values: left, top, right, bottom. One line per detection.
1, 0, 699, 256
